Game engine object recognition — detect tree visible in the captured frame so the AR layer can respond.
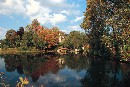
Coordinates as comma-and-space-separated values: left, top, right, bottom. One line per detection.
20, 31, 34, 50
37, 27, 60, 49
81, 0, 111, 58
25, 19, 41, 32
17, 27, 24, 40
5, 29, 18, 48
1, 39, 8, 49
24, 19, 46, 50
62, 31, 88, 49
31, 19, 41, 31
81, 0, 130, 59
106, 0, 130, 60
33, 33, 46, 50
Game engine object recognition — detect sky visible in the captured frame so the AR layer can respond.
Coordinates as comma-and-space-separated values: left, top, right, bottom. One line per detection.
0, 0, 86, 39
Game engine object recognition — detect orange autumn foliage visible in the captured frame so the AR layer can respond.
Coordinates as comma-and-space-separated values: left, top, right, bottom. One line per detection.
34, 27, 60, 48
28, 19, 64, 48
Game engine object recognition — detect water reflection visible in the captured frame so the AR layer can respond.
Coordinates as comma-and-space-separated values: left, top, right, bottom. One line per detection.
2, 53, 61, 82
0, 53, 130, 87
81, 59, 130, 87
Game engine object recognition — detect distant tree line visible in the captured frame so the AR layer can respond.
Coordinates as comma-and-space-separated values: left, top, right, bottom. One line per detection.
0, 19, 88, 52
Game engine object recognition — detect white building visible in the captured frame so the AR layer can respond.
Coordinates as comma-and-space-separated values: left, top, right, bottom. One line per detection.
59, 32, 65, 43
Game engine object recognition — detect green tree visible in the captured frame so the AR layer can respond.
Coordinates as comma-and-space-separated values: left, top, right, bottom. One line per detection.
24, 19, 48, 50
62, 31, 87, 49
17, 27, 24, 40
81, 0, 130, 59
81, 0, 111, 58
106, 0, 130, 60
33, 33, 46, 50
20, 31, 34, 50
1, 39, 8, 49
5, 29, 18, 48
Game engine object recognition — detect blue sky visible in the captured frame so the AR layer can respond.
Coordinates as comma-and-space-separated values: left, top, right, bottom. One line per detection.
0, 0, 86, 39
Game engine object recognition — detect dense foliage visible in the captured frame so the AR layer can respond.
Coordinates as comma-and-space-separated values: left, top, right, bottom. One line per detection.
61, 31, 87, 49
0, 19, 61, 51
0, 19, 87, 52
81, 0, 130, 60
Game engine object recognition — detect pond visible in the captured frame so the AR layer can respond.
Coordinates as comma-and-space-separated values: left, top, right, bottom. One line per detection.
0, 53, 130, 87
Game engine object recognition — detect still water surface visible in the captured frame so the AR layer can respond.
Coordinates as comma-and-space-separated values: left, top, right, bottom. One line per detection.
0, 53, 130, 87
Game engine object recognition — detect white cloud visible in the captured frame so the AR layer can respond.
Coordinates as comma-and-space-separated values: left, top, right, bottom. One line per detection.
0, 0, 83, 30
50, 14, 67, 25
49, 0, 64, 3
60, 10, 70, 15
60, 10, 81, 16
68, 25, 81, 31
60, 25, 84, 34
1, 0, 74, 25
74, 16, 84, 22
0, 27, 7, 39
61, 29, 70, 34
0, 0, 25, 15
38, 0, 74, 9
29, 12, 67, 25
26, 0, 41, 16
71, 16, 84, 23
33, 68, 84, 87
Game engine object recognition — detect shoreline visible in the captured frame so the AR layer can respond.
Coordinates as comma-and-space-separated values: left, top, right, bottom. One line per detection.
0, 48, 43, 54
0, 48, 129, 63
0, 48, 60, 54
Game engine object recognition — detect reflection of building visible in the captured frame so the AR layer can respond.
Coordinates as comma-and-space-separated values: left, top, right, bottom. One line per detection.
56, 58, 65, 68
0, 40, 2, 48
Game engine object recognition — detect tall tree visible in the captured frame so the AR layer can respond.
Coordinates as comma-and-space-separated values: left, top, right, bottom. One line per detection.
20, 31, 34, 50
106, 0, 130, 60
5, 29, 18, 48
17, 27, 24, 40
81, 0, 111, 58
81, 0, 130, 59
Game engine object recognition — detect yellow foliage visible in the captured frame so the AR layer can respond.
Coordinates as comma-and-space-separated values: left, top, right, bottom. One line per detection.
19, 77, 29, 85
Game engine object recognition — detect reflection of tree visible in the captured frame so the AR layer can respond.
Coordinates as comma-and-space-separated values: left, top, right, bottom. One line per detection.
16, 66, 24, 75
121, 63, 130, 87
31, 56, 60, 82
1, 53, 129, 86
81, 59, 130, 87
81, 59, 106, 87
63, 54, 90, 71
4, 55, 21, 72
124, 72, 130, 87
1, 53, 61, 82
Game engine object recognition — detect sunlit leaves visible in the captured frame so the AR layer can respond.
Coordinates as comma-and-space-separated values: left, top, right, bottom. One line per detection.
23, 19, 63, 49
81, 0, 130, 59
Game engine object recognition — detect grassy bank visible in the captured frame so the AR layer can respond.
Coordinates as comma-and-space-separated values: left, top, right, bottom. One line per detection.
0, 48, 42, 54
